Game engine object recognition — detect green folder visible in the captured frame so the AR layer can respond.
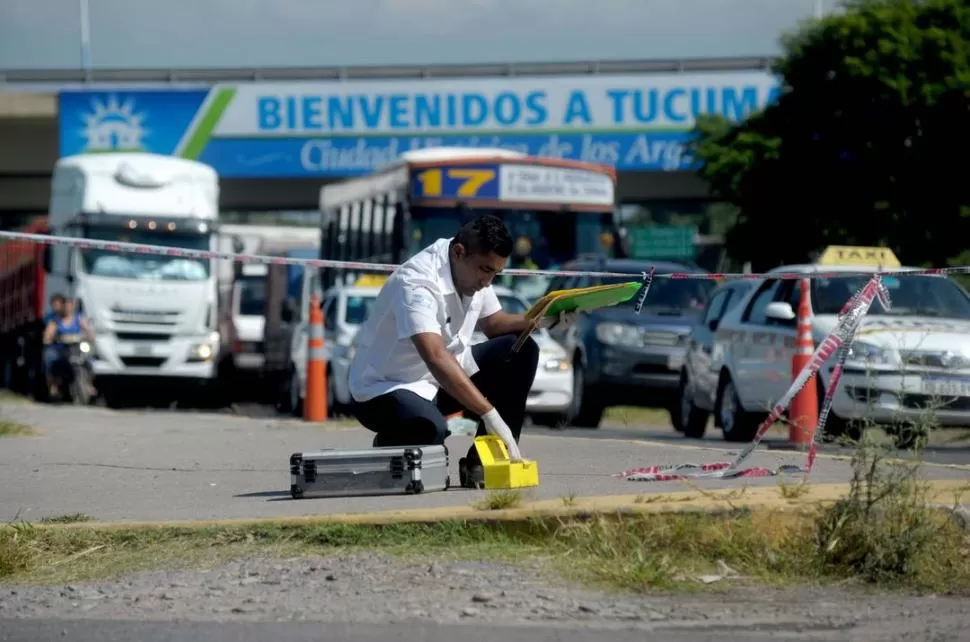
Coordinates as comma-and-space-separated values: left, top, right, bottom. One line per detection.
513, 281, 643, 352
541, 281, 643, 318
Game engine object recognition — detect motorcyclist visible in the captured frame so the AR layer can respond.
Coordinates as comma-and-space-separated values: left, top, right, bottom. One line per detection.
42, 297, 96, 399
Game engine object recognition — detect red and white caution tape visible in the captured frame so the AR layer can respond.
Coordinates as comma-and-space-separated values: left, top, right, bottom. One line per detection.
0, 229, 967, 281
617, 275, 890, 482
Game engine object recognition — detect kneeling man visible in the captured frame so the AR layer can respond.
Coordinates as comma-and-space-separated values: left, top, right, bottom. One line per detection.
348, 214, 570, 488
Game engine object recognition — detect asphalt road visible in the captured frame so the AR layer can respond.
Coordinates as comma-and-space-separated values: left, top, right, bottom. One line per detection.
0, 615, 958, 642
562, 421, 970, 468
2, 401, 969, 524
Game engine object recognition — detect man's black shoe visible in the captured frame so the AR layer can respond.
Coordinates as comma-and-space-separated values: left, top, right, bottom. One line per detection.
458, 457, 485, 489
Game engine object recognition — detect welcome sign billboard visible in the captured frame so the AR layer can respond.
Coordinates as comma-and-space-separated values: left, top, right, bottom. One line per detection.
58, 71, 779, 178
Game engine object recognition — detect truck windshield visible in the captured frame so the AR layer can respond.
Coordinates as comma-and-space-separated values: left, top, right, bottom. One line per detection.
812, 274, 970, 318
408, 206, 618, 301
79, 228, 210, 281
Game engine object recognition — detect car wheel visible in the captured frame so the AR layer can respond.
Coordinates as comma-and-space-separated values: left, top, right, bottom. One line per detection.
717, 376, 759, 442
569, 359, 604, 429
678, 373, 709, 439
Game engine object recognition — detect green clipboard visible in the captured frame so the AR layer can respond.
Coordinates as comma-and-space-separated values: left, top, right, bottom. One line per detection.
512, 281, 643, 352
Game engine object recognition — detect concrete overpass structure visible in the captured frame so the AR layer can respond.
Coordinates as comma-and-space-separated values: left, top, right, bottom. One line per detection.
0, 56, 777, 222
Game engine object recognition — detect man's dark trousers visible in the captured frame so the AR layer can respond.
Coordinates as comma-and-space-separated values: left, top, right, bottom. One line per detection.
350, 333, 540, 468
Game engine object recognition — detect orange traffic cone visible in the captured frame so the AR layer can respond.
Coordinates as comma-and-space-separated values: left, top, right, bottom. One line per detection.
304, 293, 327, 422
789, 278, 818, 448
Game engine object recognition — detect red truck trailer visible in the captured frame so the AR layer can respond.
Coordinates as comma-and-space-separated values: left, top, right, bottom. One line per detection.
0, 217, 50, 398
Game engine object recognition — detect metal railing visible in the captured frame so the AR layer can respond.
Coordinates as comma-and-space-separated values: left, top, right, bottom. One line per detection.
0, 56, 778, 87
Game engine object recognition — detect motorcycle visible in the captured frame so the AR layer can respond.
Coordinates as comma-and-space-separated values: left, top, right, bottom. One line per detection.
53, 333, 96, 405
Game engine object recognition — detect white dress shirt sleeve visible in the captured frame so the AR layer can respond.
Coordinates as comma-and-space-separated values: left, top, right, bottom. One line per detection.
479, 285, 502, 318
393, 283, 441, 339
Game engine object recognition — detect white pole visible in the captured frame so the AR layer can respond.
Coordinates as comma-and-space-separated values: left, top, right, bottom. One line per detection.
79, 0, 92, 71
814, 0, 824, 19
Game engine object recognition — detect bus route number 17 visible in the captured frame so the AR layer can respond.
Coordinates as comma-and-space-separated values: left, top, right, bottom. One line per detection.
416, 168, 496, 199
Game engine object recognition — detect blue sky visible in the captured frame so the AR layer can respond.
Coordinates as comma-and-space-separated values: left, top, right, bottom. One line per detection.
0, 0, 834, 70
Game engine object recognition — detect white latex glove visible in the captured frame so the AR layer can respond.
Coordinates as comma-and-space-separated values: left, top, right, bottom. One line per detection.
539, 310, 578, 330
481, 407, 524, 461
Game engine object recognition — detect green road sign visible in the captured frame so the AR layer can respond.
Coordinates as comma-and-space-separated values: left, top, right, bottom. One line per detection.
628, 225, 697, 260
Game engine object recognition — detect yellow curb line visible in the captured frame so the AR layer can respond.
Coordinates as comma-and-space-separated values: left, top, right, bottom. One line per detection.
37, 479, 970, 532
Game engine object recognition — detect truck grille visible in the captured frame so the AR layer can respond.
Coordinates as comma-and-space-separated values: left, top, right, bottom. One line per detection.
120, 357, 166, 368
110, 306, 181, 326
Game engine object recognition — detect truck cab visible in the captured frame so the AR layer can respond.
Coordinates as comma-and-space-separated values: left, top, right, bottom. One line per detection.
46, 152, 222, 403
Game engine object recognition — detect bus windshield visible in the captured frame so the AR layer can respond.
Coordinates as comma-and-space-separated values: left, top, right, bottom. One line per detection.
409, 206, 618, 300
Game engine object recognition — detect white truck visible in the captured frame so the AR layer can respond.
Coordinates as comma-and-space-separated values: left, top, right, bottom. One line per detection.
215, 224, 319, 379
46, 152, 224, 405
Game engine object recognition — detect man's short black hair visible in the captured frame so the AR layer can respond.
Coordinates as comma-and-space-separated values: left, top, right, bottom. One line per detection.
451, 214, 513, 258
50, 293, 65, 304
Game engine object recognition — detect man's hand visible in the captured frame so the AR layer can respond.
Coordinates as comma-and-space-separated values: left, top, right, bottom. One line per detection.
481, 408, 523, 461
539, 310, 579, 330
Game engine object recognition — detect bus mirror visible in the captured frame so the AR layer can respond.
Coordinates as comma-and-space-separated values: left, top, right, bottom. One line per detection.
42, 246, 52, 273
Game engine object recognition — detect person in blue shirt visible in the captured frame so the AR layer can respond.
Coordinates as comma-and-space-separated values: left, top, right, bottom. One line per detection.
43, 293, 65, 326
42, 296, 95, 398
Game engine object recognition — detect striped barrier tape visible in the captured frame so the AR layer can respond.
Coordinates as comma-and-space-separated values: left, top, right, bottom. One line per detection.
616, 275, 888, 482
0, 229, 966, 281
0, 228, 918, 482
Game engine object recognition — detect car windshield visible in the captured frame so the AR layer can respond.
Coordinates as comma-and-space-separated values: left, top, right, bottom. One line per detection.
79, 227, 210, 281
812, 274, 970, 318
599, 274, 715, 313
344, 294, 378, 325
237, 277, 266, 316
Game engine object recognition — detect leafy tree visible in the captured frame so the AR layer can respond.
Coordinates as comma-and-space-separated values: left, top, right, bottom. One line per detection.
688, 0, 970, 272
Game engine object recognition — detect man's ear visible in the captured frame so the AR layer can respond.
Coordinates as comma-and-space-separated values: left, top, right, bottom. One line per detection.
452, 243, 465, 260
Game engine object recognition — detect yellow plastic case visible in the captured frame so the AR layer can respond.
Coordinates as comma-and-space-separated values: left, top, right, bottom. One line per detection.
473, 436, 540, 489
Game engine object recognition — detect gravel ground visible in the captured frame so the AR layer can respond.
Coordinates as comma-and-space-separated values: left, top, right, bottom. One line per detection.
2, 552, 969, 639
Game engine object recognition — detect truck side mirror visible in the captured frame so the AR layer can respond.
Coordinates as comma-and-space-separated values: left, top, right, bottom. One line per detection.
42, 246, 52, 273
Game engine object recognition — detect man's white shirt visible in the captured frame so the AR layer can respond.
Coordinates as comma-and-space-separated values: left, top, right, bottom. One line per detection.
348, 238, 502, 403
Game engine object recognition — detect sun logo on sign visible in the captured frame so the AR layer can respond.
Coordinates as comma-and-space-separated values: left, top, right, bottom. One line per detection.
79, 95, 149, 152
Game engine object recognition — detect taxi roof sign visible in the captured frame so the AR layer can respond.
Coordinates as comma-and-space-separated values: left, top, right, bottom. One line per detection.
817, 245, 901, 268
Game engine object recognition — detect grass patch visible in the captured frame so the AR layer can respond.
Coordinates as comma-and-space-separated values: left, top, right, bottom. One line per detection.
0, 420, 36, 437
473, 489, 524, 511
39, 514, 93, 525
2, 435, 968, 593
0, 390, 31, 404
603, 406, 674, 427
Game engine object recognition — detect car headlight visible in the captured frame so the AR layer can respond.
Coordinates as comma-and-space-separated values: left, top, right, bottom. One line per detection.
187, 343, 214, 361
595, 322, 641, 347
542, 358, 570, 372
846, 341, 891, 365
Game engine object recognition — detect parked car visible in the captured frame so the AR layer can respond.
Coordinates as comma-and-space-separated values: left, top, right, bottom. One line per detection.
703, 246, 970, 447
542, 258, 716, 428
675, 279, 756, 437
